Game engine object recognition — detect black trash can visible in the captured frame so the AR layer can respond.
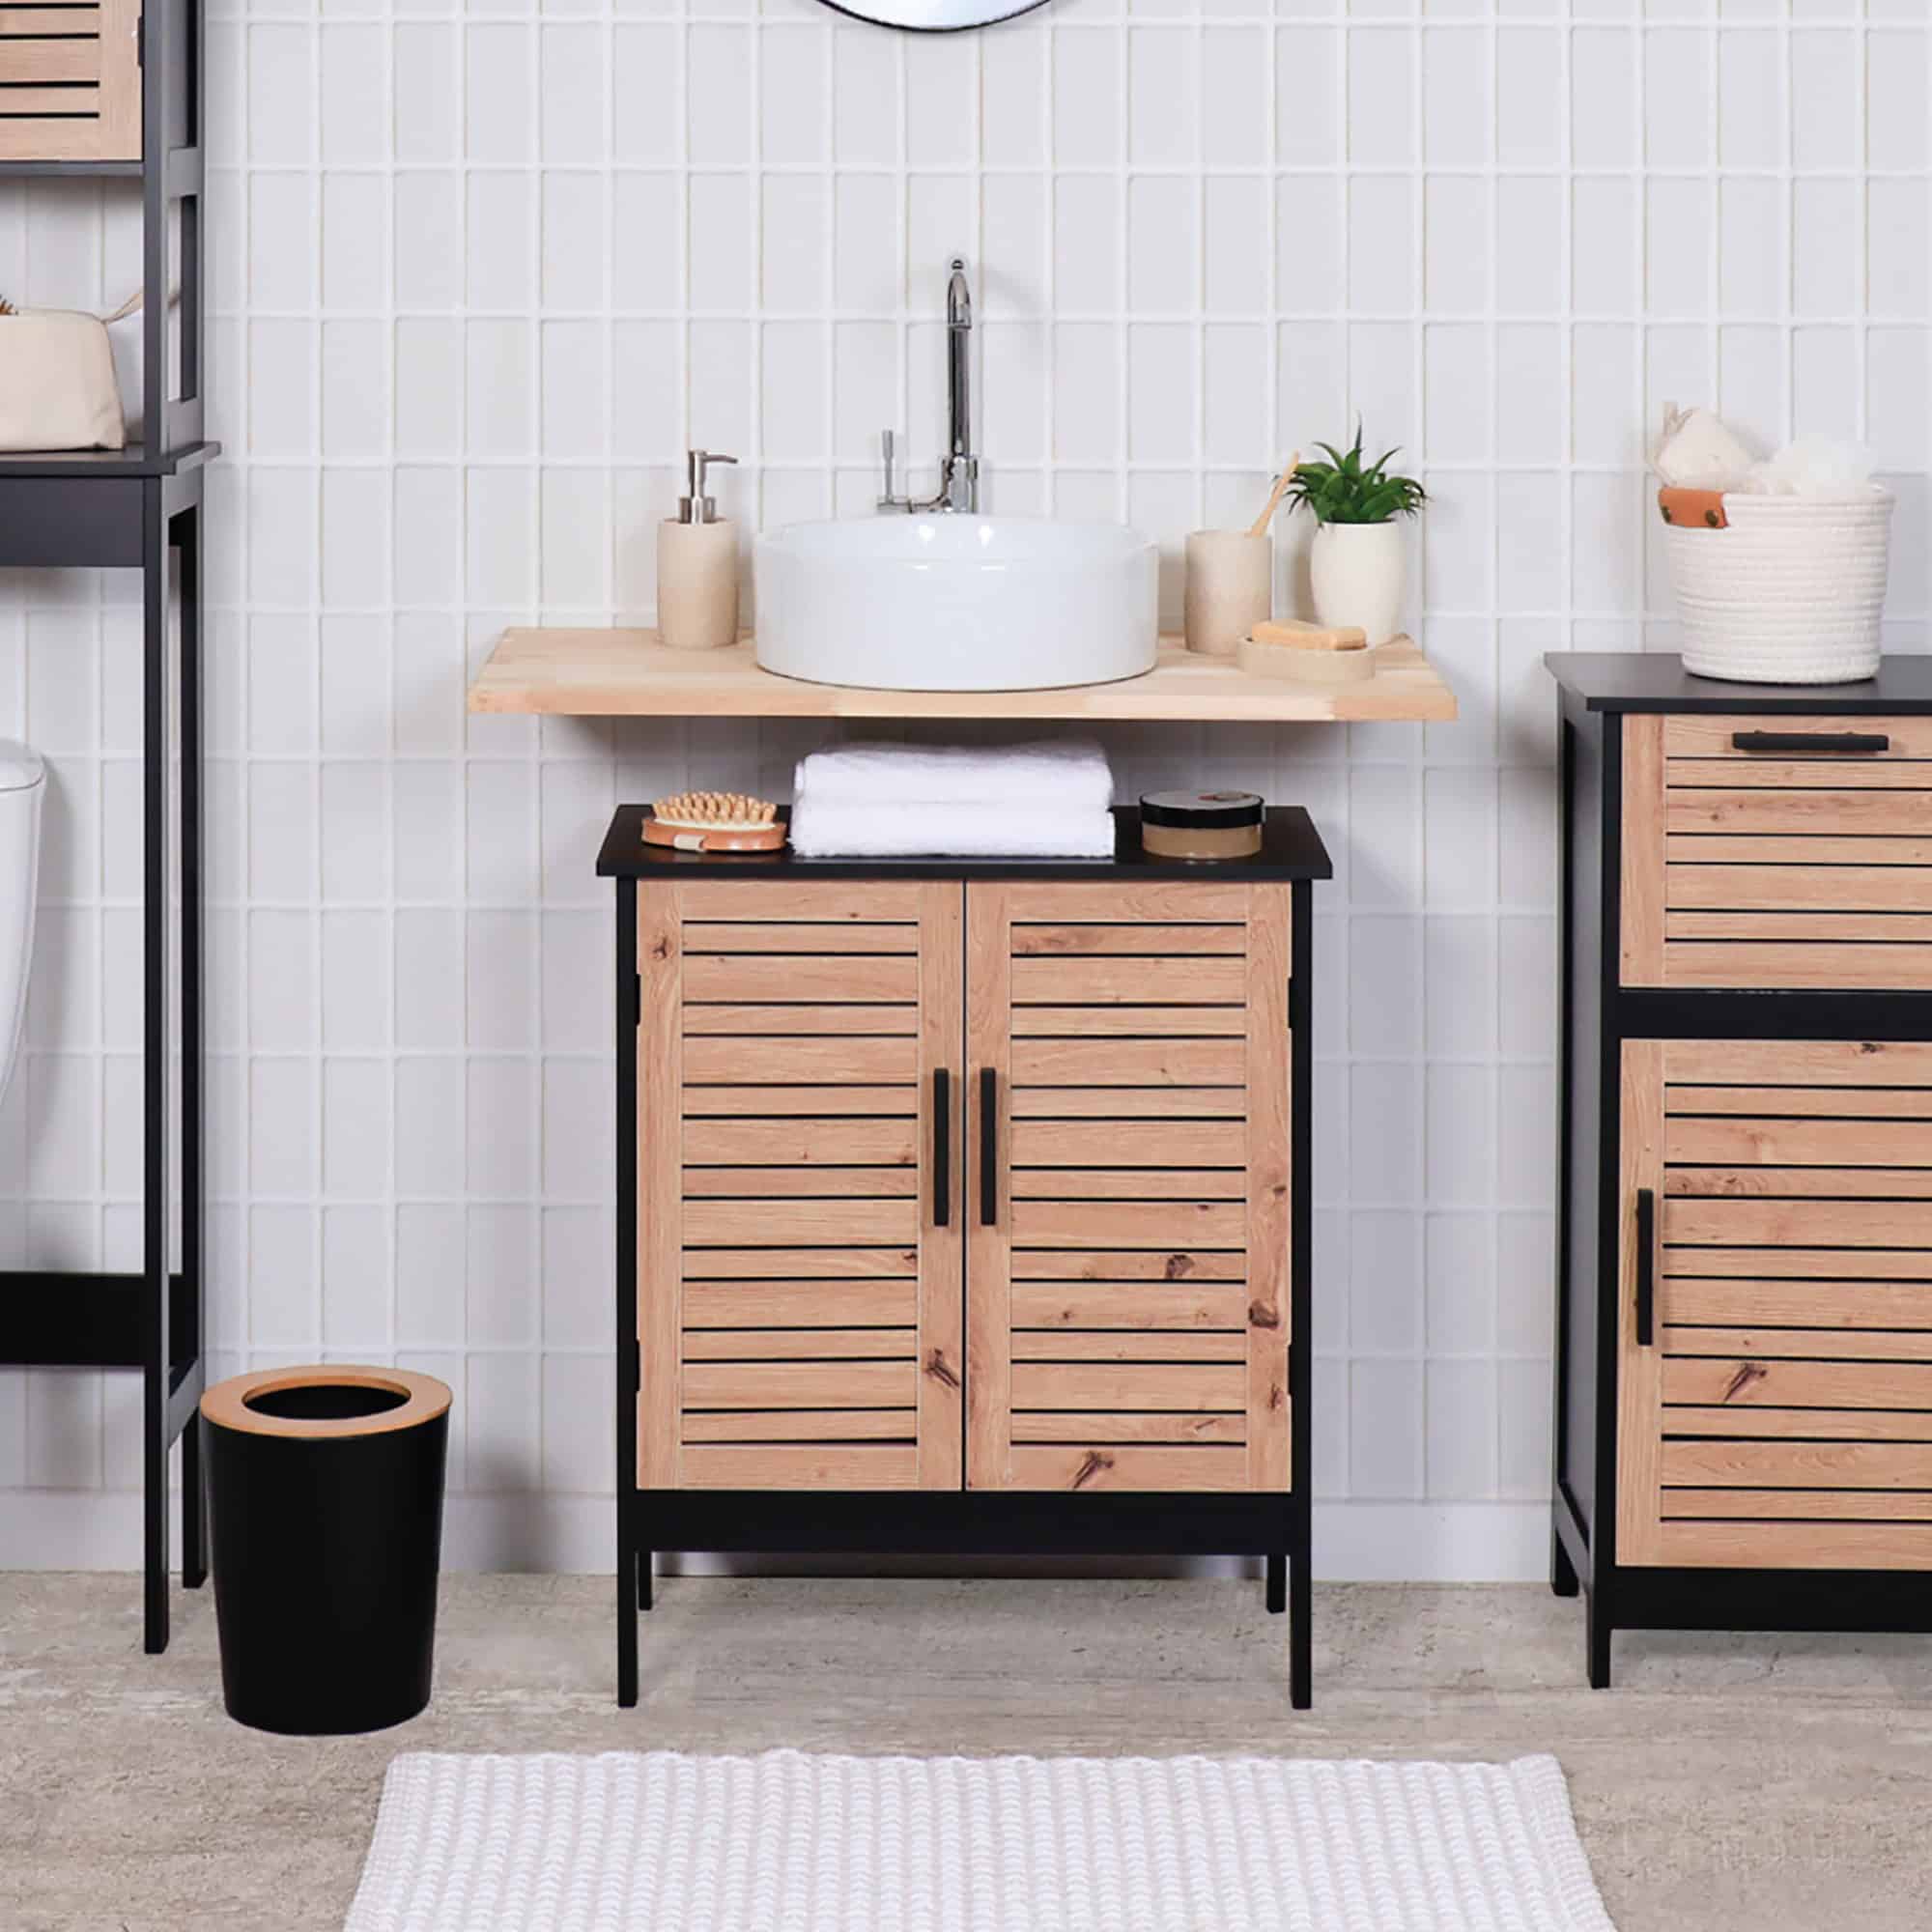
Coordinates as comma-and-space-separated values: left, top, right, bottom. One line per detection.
202, 1365, 451, 1735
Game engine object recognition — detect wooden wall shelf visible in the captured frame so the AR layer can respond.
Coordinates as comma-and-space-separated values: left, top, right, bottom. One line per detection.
469, 629, 1457, 724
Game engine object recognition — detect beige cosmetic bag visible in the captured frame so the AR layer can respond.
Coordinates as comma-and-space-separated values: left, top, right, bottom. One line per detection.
0, 292, 139, 453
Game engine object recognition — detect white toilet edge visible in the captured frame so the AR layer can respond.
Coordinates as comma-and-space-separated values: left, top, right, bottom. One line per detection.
0, 741, 45, 793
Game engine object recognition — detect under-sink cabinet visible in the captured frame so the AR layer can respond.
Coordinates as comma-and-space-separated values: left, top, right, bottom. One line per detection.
1547, 655, 1932, 1686
597, 807, 1329, 1708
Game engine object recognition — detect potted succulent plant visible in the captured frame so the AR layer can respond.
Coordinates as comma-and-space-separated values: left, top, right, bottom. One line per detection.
1286, 429, 1427, 646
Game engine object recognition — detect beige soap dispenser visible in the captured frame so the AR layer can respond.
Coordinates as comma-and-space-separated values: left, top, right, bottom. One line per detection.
657, 449, 740, 650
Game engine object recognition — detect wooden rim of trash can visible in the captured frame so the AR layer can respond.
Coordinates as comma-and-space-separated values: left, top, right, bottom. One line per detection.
201, 1365, 452, 1440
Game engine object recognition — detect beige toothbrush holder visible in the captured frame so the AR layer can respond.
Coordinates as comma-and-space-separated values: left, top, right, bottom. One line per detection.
1183, 530, 1272, 658
657, 447, 741, 650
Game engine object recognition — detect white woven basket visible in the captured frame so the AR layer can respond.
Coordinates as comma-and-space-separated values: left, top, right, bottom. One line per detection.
1662, 489, 1894, 684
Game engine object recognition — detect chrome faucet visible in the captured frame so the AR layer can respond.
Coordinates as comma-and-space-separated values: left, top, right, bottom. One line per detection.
878, 258, 980, 515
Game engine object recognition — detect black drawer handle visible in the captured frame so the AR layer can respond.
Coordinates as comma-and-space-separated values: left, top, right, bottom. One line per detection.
1635, 1187, 1656, 1349
931, 1067, 951, 1228
1731, 730, 1890, 755
979, 1067, 998, 1228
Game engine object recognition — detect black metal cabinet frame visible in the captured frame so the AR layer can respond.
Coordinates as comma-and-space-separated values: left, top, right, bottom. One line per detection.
0, 0, 216, 1655
597, 807, 1329, 1710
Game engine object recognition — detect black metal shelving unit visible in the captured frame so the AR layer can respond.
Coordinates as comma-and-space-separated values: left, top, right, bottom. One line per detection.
0, 0, 214, 1654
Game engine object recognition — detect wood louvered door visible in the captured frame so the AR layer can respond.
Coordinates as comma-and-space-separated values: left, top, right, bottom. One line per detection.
638, 881, 964, 1491
964, 882, 1291, 1493
1619, 1037, 1932, 1570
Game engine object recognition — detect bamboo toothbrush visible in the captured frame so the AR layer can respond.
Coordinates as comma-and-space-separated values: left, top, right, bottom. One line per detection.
1246, 452, 1300, 539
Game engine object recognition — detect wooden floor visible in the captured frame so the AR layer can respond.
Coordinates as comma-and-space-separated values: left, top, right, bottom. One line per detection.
4, 1572, 1929, 1930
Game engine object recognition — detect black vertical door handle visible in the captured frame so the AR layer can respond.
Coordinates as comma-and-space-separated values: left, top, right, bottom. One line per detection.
1635, 1186, 1656, 1348
931, 1067, 951, 1227
979, 1067, 998, 1227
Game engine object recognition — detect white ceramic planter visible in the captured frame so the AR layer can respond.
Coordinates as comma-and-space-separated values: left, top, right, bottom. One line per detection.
1310, 521, 1407, 647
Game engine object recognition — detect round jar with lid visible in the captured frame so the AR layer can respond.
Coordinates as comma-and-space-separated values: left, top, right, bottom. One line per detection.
1139, 790, 1264, 862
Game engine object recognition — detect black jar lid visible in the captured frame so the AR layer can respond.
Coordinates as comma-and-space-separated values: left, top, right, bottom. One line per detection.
1139, 789, 1264, 829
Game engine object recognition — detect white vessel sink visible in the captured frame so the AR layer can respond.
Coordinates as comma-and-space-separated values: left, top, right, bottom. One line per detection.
753, 518, 1159, 693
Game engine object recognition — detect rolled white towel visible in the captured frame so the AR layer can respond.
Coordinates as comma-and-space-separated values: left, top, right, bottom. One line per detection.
794, 738, 1114, 812
789, 799, 1118, 860
1649, 403, 1756, 491
1738, 436, 1877, 498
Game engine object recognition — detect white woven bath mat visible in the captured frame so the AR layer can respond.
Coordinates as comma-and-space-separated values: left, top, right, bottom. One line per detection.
345, 1749, 1614, 1931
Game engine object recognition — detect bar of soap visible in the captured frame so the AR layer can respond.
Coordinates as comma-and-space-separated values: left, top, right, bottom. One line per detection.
1249, 618, 1368, 651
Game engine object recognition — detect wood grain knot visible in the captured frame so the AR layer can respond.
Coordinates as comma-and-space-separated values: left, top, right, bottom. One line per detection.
923, 1349, 959, 1391
1164, 1253, 1196, 1280
1070, 1450, 1116, 1491
650, 936, 670, 960
1722, 1361, 1770, 1404
1247, 1299, 1281, 1330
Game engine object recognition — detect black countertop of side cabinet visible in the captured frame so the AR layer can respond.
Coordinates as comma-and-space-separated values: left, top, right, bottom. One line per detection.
1545, 651, 1932, 713
597, 806, 1333, 881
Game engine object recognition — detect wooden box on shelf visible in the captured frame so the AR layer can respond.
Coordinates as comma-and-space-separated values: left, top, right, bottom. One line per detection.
0, 0, 141, 163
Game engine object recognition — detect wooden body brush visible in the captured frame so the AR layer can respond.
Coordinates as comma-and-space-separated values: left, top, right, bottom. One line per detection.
642, 791, 787, 854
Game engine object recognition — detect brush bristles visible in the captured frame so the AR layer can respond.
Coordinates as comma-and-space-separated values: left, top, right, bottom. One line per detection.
652, 790, 778, 830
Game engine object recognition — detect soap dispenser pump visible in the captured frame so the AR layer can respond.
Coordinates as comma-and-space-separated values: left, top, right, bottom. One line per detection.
658, 449, 740, 650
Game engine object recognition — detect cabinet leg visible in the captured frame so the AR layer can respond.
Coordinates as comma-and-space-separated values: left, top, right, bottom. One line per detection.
142, 1454, 169, 1654
1551, 1525, 1578, 1599
1585, 1589, 1612, 1690
639, 1550, 654, 1612
1290, 1558, 1311, 1711
618, 1549, 639, 1709
1264, 1554, 1286, 1614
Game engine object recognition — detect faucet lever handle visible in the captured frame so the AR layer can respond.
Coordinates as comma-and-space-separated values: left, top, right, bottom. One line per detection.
881, 428, 897, 496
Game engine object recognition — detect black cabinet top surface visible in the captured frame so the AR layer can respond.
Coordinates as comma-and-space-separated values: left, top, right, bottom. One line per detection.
1545, 651, 1932, 713
598, 805, 1332, 882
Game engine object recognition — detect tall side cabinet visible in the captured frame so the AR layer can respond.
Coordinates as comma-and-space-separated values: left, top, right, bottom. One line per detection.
598, 807, 1328, 1709
1548, 654, 1932, 1686
0, 0, 216, 1653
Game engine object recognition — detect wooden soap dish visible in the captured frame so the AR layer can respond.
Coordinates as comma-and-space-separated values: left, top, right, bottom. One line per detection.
1238, 620, 1378, 685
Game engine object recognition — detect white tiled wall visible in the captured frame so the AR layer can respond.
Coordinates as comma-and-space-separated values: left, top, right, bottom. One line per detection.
2, 0, 1927, 1577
